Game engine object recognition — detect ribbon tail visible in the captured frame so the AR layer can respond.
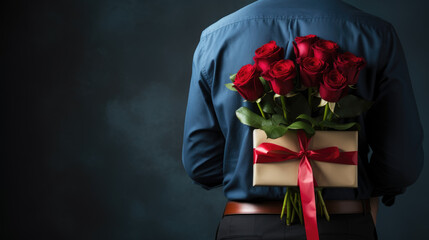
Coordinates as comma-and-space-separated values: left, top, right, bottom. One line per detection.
298, 156, 319, 240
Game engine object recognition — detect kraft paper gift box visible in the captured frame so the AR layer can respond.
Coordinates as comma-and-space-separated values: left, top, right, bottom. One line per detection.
253, 129, 358, 187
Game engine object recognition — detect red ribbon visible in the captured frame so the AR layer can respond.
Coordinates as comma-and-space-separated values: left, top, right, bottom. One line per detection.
253, 130, 357, 240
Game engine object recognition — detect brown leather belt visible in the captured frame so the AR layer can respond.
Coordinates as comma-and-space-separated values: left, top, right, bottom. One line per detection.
224, 200, 370, 216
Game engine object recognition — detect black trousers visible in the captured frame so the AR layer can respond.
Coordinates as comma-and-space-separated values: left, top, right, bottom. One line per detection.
216, 213, 377, 240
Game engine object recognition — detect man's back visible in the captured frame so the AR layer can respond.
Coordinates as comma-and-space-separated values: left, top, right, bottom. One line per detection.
183, 0, 422, 208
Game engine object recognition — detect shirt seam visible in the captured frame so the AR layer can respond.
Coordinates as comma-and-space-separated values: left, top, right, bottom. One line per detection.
197, 35, 212, 87
202, 15, 392, 38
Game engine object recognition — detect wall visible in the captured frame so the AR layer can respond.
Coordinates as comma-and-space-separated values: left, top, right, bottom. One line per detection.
3, 0, 428, 239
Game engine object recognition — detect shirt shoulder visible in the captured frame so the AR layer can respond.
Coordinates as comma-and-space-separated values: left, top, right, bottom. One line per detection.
201, 0, 394, 38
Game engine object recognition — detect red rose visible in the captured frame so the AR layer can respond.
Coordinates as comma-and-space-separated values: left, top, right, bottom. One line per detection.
264, 59, 296, 95
334, 52, 366, 85
319, 69, 348, 102
312, 39, 339, 63
233, 64, 264, 101
297, 57, 328, 88
293, 34, 319, 58
253, 41, 285, 74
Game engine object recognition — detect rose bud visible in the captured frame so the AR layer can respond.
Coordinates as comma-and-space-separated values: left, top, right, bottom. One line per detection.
293, 34, 319, 58
297, 57, 328, 88
334, 52, 366, 85
312, 39, 339, 63
319, 69, 348, 102
233, 64, 264, 101
253, 41, 285, 74
264, 59, 296, 96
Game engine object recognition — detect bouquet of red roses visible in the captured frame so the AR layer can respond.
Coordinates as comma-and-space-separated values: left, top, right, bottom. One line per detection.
225, 35, 372, 239
225, 35, 371, 138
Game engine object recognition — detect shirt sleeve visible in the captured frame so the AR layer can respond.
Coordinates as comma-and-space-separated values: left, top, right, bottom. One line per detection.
182, 37, 225, 189
365, 25, 424, 205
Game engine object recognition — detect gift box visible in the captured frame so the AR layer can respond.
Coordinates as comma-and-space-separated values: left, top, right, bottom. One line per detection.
253, 129, 358, 187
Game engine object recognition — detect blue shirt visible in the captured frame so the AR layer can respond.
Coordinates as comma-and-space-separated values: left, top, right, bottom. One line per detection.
182, 0, 423, 205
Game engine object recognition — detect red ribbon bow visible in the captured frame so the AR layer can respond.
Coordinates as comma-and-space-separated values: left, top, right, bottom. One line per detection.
253, 130, 357, 240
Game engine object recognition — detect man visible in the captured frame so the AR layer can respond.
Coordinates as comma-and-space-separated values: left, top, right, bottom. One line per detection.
182, 0, 424, 239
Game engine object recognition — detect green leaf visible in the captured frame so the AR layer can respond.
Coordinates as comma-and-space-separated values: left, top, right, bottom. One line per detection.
309, 89, 321, 112
261, 120, 289, 139
235, 107, 264, 129
224, 83, 237, 91
235, 107, 289, 139
260, 114, 289, 139
318, 121, 360, 131
287, 121, 315, 136
334, 95, 373, 118
259, 77, 271, 92
296, 114, 318, 128
261, 93, 277, 114
273, 105, 284, 115
230, 73, 236, 82
271, 114, 287, 125
283, 92, 311, 120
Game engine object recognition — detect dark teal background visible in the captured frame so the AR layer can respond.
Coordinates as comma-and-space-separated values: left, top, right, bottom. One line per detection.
2, 0, 428, 239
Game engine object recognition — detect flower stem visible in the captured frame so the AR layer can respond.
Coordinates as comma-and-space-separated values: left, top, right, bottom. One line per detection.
317, 189, 330, 221
281, 189, 289, 220
291, 202, 296, 223
328, 111, 333, 121
280, 95, 288, 122
290, 191, 299, 215
256, 101, 266, 119
323, 103, 329, 121
293, 192, 303, 224
297, 192, 303, 224
286, 191, 291, 225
